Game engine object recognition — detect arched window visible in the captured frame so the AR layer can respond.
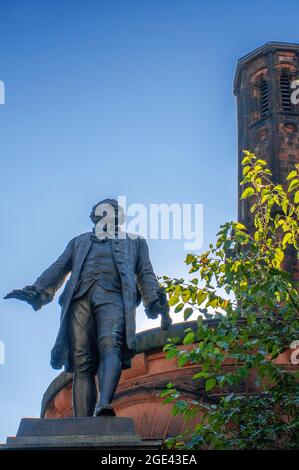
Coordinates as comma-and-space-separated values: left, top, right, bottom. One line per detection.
280, 71, 292, 111
260, 79, 269, 117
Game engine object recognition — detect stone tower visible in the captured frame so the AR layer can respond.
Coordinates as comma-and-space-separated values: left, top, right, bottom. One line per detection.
234, 42, 299, 279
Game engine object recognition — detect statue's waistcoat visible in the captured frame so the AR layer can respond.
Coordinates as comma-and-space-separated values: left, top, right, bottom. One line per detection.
73, 237, 122, 299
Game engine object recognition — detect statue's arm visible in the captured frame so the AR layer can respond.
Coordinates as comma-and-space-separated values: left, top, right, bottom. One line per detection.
4, 237, 76, 310
135, 237, 172, 330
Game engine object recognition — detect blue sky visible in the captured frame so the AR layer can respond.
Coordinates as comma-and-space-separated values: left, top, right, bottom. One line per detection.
1, 0, 299, 443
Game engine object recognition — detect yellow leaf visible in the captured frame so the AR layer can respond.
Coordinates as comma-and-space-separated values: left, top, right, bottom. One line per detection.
241, 187, 255, 199
288, 179, 299, 192
275, 249, 284, 266
282, 233, 292, 248
287, 170, 297, 180
282, 198, 288, 215
197, 291, 208, 306
235, 222, 246, 230
243, 166, 251, 176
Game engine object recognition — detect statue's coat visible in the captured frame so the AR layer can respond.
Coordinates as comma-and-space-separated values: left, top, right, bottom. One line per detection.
33, 232, 160, 371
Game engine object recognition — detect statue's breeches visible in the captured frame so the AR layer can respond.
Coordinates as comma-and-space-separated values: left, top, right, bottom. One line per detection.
70, 283, 125, 377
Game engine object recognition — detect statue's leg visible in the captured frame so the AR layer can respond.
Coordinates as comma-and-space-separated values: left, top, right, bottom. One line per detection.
91, 287, 125, 411
70, 295, 97, 417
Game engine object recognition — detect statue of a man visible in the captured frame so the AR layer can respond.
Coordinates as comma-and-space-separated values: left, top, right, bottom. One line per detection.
4, 199, 172, 417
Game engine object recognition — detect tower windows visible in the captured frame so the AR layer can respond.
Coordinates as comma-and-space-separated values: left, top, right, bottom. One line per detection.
280, 71, 292, 111
260, 79, 270, 117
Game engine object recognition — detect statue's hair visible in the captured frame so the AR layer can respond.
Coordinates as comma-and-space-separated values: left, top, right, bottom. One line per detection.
90, 198, 125, 224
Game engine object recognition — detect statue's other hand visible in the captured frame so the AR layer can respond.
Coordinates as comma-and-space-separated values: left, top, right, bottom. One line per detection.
4, 286, 42, 309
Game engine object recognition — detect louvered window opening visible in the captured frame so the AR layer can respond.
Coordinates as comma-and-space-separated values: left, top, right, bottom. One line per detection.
280, 74, 292, 111
260, 80, 270, 117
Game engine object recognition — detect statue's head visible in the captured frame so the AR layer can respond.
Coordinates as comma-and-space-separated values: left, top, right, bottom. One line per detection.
90, 199, 125, 237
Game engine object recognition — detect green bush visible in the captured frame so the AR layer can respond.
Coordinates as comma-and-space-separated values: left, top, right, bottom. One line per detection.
161, 152, 299, 450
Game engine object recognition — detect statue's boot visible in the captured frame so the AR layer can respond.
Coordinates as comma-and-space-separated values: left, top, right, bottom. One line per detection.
93, 403, 116, 417
93, 348, 122, 417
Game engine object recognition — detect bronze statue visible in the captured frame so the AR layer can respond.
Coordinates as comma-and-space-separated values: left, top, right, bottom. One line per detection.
4, 199, 172, 417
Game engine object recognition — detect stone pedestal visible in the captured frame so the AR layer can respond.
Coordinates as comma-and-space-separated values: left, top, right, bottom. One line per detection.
4, 417, 161, 450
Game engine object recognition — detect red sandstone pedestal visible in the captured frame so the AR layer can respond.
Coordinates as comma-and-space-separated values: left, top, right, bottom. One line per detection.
40, 321, 298, 442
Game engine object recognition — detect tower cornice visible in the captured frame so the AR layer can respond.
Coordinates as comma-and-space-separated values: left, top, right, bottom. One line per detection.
233, 42, 299, 95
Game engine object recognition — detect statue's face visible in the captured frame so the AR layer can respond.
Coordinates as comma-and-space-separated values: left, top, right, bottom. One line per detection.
92, 202, 124, 238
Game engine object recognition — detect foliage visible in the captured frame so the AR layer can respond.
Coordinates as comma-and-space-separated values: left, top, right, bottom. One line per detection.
161, 152, 299, 449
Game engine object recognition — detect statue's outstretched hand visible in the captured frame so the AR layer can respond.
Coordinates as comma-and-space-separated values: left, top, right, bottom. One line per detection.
4, 286, 43, 310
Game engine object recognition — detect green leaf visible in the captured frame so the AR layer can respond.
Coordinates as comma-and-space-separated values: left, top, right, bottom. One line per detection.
205, 377, 216, 392
294, 191, 299, 204
166, 348, 178, 359
178, 354, 189, 367
183, 332, 195, 345
174, 303, 184, 313
186, 254, 194, 265
193, 371, 210, 380
184, 307, 193, 320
